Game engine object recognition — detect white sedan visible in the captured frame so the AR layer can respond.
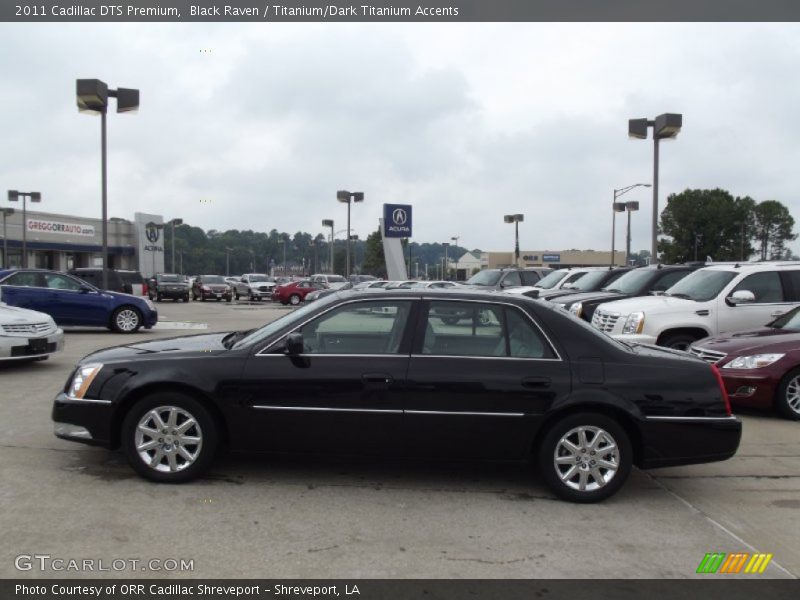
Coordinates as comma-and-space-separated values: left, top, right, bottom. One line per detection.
0, 302, 64, 362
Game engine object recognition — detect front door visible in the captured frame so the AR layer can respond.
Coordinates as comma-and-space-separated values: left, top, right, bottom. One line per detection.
238, 298, 416, 455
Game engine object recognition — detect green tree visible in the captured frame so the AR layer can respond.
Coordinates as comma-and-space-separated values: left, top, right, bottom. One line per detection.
753, 200, 798, 260
361, 229, 387, 277
659, 189, 756, 263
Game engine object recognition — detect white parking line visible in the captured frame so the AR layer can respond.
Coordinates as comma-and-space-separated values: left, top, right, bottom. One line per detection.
152, 321, 209, 330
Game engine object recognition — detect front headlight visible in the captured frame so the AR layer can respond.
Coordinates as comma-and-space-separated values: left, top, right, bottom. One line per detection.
68, 363, 104, 399
723, 353, 785, 369
622, 312, 644, 335
569, 302, 583, 318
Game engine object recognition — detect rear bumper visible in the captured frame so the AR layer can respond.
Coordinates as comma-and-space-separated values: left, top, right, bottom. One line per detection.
638, 415, 742, 469
156, 288, 189, 299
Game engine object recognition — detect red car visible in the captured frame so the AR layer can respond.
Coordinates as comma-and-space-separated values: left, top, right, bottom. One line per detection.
271, 280, 325, 305
689, 306, 800, 420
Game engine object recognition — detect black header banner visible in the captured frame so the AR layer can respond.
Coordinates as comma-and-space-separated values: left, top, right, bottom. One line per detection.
3, 0, 800, 22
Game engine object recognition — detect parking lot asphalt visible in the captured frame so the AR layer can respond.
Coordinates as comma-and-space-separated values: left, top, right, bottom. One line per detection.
1, 299, 798, 579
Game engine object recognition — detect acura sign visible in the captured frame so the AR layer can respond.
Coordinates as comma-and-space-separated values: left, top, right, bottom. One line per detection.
383, 203, 412, 238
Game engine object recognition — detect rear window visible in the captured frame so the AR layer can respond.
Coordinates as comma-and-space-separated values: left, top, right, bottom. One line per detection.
117, 272, 144, 285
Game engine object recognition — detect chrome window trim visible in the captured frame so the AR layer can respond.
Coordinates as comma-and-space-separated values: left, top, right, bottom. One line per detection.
255, 353, 409, 359
409, 354, 561, 362
253, 405, 402, 414
421, 296, 563, 361
256, 296, 418, 356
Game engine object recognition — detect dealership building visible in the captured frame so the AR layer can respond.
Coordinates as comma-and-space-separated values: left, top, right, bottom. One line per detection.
479, 249, 627, 269
0, 209, 166, 278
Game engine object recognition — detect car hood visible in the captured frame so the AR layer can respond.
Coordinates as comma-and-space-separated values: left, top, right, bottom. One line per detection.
552, 291, 627, 306
0, 302, 55, 325
693, 328, 800, 355
596, 295, 696, 315
82, 332, 231, 363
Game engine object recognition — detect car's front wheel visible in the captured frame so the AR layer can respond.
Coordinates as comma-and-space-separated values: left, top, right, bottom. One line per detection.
289, 294, 301, 305
776, 368, 800, 420
110, 306, 143, 333
121, 393, 218, 483
659, 333, 698, 351
538, 412, 632, 503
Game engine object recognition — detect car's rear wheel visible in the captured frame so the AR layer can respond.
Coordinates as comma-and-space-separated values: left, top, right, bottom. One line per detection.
441, 317, 459, 325
538, 412, 632, 503
156, 293, 162, 302
110, 306, 143, 333
775, 368, 800, 420
289, 294, 301, 305
234, 291, 239, 300
121, 393, 218, 483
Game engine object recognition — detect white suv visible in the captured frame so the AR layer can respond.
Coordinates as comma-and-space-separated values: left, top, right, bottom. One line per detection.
591, 262, 800, 350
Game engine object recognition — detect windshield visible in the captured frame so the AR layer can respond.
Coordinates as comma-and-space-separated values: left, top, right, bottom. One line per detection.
327, 275, 347, 283
663, 269, 738, 301
201, 275, 226, 284
466, 270, 502, 286
533, 270, 568, 289
601, 268, 654, 294
769, 306, 800, 330
233, 294, 338, 349
248, 274, 269, 282
567, 270, 611, 291
158, 274, 181, 282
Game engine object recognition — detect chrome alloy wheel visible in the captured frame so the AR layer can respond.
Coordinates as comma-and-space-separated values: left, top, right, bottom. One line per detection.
785, 375, 800, 415
553, 425, 620, 492
134, 406, 203, 473
115, 309, 140, 332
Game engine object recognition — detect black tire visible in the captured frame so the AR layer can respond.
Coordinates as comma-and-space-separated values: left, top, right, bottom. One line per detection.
184, 295, 190, 302
234, 291, 239, 300
289, 294, 301, 306
441, 317, 459, 326
538, 412, 632, 503
659, 333, 699, 351
156, 293, 162, 302
775, 368, 800, 420
110, 306, 143, 333
201, 295, 206, 302
121, 393, 218, 483
226, 297, 232, 303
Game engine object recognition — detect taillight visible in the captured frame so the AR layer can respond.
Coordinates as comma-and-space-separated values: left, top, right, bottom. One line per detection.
710, 364, 731, 416
142, 283, 148, 296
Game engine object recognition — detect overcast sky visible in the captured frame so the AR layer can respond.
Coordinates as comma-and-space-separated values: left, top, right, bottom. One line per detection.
2, 22, 799, 256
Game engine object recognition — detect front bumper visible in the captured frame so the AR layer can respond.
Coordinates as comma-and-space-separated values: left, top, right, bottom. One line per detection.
719, 370, 779, 409
199, 289, 232, 300
638, 415, 742, 469
613, 333, 659, 345
52, 392, 115, 447
0, 329, 64, 360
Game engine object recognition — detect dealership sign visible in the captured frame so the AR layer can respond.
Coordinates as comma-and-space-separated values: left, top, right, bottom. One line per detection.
383, 204, 412, 238
542, 253, 561, 262
27, 219, 95, 236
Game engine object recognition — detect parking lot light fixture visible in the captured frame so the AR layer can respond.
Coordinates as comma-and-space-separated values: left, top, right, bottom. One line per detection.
337, 191, 364, 277
503, 214, 524, 266
612, 184, 650, 266
628, 113, 682, 262
76, 78, 140, 290
1, 207, 15, 268
322, 219, 334, 272
7, 190, 41, 268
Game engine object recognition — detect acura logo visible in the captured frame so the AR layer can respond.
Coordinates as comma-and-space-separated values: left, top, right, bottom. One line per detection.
392, 208, 407, 226
145, 222, 161, 243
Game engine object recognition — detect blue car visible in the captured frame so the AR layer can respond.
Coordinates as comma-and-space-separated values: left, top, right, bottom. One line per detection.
0, 269, 158, 333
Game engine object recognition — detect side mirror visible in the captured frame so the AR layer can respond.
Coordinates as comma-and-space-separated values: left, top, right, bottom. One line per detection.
285, 332, 304, 355
727, 290, 755, 306
79, 284, 94, 294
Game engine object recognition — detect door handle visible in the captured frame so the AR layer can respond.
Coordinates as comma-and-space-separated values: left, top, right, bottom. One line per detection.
522, 376, 551, 389
362, 373, 393, 384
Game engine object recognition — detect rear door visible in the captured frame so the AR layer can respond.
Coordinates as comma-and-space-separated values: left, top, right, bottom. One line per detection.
403, 299, 571, 459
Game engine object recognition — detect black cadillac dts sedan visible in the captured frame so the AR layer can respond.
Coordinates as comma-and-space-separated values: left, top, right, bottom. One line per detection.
53, 289, 741, 502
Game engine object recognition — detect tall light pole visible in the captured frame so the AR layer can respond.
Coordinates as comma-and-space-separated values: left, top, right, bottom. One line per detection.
168, 218, 183, 273
225, 247, 232, 276
624, 201, 640, 265
450, 236, 459, 276
1, 207, 15, 269
322, 219, 334, 272
629, 113, 682, 263
336, 190, 364, 277
7, 191, 41, 268
503, 214, 524, 266
77, 79, 139, 291
442, 242, 450, 280
350, 234, 359, 274
611, 184, 650, 266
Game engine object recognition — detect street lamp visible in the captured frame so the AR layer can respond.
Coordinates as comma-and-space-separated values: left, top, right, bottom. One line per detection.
624, 201, 640, 265
225, 247, 233, 276
321, 219, 334, 272
503, 214, 524, 265
611, 184, 650, 266
442, 242, 450, 280
7, 191, 41, 268
629, 113, 683, 262
77, 78, 139, 291
336, 190, 364, 277
168, 218, 183, 273
1, 207, 15, 269
350, 234, 359, 274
